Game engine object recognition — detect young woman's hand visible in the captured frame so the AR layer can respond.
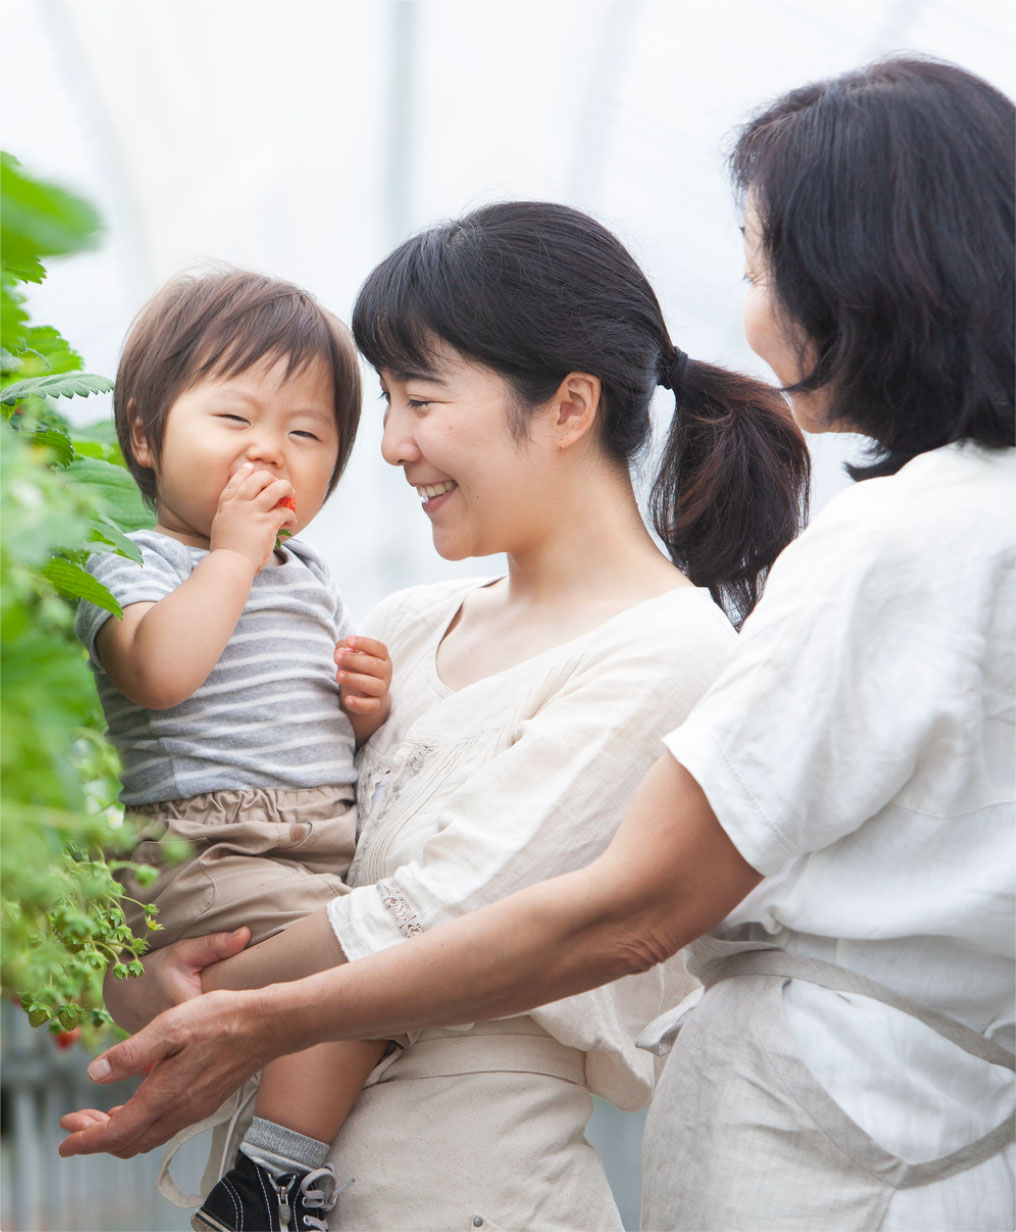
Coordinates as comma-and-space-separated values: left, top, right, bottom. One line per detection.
335, 636, 393, 745
210, 463, 297, 572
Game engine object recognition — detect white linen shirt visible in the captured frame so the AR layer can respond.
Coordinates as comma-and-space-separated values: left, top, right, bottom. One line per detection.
666, 443, 1015, 1229
327, 579, 734, 1109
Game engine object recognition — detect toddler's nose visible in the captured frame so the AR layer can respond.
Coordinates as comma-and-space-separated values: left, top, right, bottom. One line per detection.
245, 433, 284, 466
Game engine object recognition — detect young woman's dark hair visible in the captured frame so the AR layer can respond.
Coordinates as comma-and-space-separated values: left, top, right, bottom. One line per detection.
352, 201, 809, 625
730, 56, 1015, 480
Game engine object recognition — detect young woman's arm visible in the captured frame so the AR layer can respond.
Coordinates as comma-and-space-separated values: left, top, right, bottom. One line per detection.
59, 755, 761, 1159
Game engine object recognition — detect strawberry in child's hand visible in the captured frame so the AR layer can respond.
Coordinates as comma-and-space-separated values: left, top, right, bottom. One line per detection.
275, 494, 296, 549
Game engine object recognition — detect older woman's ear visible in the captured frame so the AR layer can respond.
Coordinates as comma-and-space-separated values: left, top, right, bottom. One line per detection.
550, 372, 602, 450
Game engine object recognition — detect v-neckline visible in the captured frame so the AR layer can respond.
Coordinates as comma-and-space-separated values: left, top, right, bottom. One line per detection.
430, 576, 707, 695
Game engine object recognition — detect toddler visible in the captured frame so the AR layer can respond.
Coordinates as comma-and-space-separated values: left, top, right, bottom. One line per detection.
75, 269, 390, 1230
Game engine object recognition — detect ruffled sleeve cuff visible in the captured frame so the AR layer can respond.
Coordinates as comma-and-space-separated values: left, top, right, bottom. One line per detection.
326, 882, 411, 962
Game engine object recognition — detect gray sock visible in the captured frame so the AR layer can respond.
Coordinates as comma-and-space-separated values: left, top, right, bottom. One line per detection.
239, 1116, 330, 1180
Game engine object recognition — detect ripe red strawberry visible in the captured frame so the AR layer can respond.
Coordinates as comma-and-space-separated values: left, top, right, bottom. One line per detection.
274, 494, 297, 550
54, 1027, 82, 1050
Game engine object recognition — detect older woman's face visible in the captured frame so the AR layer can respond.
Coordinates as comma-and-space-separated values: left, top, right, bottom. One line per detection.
741, 205, 831, 435
378, 341, 559, 562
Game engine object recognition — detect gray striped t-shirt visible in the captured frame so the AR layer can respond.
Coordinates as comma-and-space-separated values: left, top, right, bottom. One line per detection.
75, 530, 357, 805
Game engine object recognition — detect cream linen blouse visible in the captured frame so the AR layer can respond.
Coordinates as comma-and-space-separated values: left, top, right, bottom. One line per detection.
326, 577, 734, 1109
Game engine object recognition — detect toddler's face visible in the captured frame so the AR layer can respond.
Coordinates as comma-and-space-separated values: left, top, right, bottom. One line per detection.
136, 353, 340, 548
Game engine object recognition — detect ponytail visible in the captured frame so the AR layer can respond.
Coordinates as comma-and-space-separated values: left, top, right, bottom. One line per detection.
651, 357, 810, 627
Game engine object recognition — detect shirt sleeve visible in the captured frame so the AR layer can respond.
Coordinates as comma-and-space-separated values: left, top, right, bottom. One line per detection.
329, 608, 733, 957
664, 495, 989, 876
73, 537, 189, 671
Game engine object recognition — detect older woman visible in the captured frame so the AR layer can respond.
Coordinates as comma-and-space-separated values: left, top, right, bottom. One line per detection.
63, 57, 1013, 1232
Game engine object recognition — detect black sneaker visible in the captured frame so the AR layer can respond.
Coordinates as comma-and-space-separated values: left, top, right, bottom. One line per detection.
191, 1152, 342, 1231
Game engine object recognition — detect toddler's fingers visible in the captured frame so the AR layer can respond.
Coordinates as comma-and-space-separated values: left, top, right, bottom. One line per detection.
335, 650, 389, 677
246, 474, 294, 508
342, 694, 381, 714
227, 469, 291, 506
337, 670, 387, 697
341, 636, 389, 660
219, 463, 255, 500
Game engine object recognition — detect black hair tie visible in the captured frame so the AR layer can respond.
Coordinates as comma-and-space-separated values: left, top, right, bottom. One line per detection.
659, 347, 689, 391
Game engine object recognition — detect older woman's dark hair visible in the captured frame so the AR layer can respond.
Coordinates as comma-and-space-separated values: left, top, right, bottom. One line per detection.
353, 201, 809, 626
730, 56, 1015, 479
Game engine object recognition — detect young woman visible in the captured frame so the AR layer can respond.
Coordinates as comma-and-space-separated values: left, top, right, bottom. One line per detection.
63, 54, 1013, 1232
62, 201, 806, 1231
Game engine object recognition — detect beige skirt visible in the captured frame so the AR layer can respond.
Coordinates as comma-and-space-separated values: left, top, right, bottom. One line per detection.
160, 1018, 624, 1232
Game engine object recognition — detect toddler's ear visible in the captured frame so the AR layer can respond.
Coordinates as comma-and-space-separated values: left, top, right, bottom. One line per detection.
128, 401, 155, 468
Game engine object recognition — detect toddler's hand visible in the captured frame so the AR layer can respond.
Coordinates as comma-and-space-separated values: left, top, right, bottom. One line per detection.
335, 636, 392, 743
210, 464, 297, 572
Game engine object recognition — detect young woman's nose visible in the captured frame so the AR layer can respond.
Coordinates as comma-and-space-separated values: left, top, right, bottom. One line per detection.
380, 407, 420, 467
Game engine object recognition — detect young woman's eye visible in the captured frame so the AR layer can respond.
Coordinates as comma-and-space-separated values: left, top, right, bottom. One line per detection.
378, 389, 391, 404
407, 399, 430, 410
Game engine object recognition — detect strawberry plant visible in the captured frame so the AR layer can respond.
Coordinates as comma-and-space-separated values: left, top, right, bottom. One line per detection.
1, 152, 156, 1039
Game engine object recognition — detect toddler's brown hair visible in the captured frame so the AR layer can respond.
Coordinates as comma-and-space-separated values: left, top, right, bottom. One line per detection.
115, 267, 362, 503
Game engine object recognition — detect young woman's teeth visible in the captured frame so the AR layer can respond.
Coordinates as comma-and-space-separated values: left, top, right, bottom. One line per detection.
417, 481, 457, 501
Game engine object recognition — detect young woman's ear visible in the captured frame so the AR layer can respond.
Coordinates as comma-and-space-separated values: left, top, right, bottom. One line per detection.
128, 401, 155, 469
551, 372, 602, 450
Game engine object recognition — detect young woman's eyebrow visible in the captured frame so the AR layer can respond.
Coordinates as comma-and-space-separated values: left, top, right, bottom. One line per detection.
388, 367, 449, 387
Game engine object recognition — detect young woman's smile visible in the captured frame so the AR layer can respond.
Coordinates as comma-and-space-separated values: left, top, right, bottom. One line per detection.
415, 479, 458, 509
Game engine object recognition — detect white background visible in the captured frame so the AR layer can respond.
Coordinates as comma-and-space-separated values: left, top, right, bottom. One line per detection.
4, 0, 1014, 621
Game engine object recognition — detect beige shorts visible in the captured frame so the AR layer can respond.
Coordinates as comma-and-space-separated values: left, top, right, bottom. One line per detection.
120, 784, 355, 950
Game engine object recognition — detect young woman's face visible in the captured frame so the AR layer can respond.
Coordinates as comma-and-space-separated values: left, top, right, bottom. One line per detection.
741, 205, 831, 435
379, 343, 557, 561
